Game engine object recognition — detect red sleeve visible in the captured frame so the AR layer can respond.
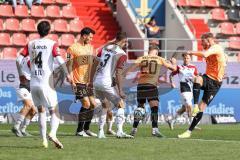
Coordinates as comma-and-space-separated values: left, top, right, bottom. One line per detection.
116, 55, 127, 69
21, 45, 29, 57
171, 65, 179, 76
27, 60, 30, 68
52, 43, 60, 57
194, 66, 198, 76
97, 48, 103, 57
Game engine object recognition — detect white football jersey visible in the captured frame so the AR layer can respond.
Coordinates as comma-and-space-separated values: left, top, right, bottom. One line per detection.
21, 38, 60, 87
94, 44, 127, 89
173, 64, 198, 83
20, 56, 31, 80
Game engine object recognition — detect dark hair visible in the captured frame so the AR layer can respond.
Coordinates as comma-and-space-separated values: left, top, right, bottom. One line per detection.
115, 32, 127, 42
201, 32, 214, 40
182, 52, 190, 57
37, 21, 51, 37
149, 44, 159, 51
80, 27, 95, 36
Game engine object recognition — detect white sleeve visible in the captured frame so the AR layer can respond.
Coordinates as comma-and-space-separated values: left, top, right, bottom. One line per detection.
55, 56, 69, 75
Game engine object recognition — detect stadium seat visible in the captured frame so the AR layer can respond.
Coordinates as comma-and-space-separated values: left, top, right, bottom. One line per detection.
47, 34, 59, 42
0, 19, 3, 31
22, 19, 36, 32
0, 5, 14, 17
203, 0, 219, 7
227, 8, 240, 22
2, 47, 18, 59
70, 19, 84, 33
31, 5, 45, 18
0, 33, 11, 46
235, 22, 240, 35
46, 5, 61, 18
28, 33, 40, 41
56, 0, 71, 5
42, 0, 55, 4
210, 8, 227, 21
5, 18, 20, 31
234, 0, 240, 7
189, 0, 203, 7
12, 33, 27, 46
219, 22, 235, 35
61, 34, 75, 47
53, 19, 68, 32
177, 0, 189, 7
229, 37, 240, 50
15, 5, 29, 17
62, 6, 77, 18
219, 0, 232, 8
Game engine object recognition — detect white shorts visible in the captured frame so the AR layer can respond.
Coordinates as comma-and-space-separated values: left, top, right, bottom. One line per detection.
31, 86, 58, 109
16, 88, 32, 101
94, 87, 121, 107
180, 92, 193, 106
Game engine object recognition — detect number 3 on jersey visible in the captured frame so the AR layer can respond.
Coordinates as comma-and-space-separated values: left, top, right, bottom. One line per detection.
100, 53, 111, 67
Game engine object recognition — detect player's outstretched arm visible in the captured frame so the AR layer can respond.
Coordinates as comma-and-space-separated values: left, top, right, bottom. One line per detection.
55, 56, 73, 85
169, 72, 176, 88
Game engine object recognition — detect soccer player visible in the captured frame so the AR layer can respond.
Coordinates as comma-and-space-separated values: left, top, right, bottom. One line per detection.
67, 27, 97, 137
126, 45, 175, 137
178, 32, 227, 138
167, 53, 198, 130
12, 55, 37, 137
92, 32, 133, 138
20, 21, 72, 149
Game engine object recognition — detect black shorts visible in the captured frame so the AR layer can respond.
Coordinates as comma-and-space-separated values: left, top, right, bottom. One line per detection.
19, 80, 30, 92
137, 83, 159, 105
75, 83, 94, 100
180, 82, 191, 92
201, 74, 222, 105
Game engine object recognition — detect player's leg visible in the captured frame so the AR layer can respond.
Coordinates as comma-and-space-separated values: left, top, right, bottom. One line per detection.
192, 76, 204, 116
167, 105, 186, 130
97, 98, 108, 138
106, 108, 116, 135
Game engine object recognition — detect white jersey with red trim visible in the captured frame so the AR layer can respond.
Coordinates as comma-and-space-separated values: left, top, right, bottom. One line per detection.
21, 38, 60, 87
172, 64, 198, 83
20, 56, 31, 80
94, 44, 127, 89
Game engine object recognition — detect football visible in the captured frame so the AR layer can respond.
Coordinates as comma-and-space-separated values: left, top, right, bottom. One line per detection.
133, 107, 146, 121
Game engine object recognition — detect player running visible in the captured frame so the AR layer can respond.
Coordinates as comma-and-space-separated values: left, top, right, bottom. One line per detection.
92, 32, 133, 138
67, 27, 98, 138
167, 53, 198, 130
12, 55, 37, 137
178, 32, 227, 138
125, 45, 175, 137
20, 21, 72, 148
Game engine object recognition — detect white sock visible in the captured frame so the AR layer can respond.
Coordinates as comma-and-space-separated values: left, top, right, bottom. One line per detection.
21, 118, 31, 132
99, 108, 107, 131
116, 108, 125, 133
49, 113, 60, 138
39, 112, 47, 141
108, 120, 114, 131
15, 114, 25, 129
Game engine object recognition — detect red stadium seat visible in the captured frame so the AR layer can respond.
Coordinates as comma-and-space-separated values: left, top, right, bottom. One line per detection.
219, 22, 235, 35
235, 23, 240, 34
70, 19, 84, 33
42, 0, 55, 4
0, 19, 3, 31
46, 5, 61, 18
56, 0, 71, 5
204, 0, 219, 7
53, 19, 68, 32
0, 33, 11, 46
210, 8, 227, 21
47, 34, 59, 42
62, 6, 77, 18
28, 33, 40, 41
189, 0, 203, 7
31, 5, 45, 18
15, 5, 29, 17
0, 5, 14, 17
61, 34, 75, 47
177, 0, 189, 7
2, 48, 18, 59
12, 33, 27, 46
229, 37, 240, 50
5, 18, 20, 31
22, 19, 36, 32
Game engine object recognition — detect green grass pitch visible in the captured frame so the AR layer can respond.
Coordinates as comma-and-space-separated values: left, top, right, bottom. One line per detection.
0, 124, 240, 160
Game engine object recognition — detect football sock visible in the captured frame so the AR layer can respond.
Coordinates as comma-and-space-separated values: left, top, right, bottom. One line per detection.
84, 109, 94, 131
76, 107, 87, 133
39, 111, 47, 141
189, 112, 203, 131
49, 113, 60, 138
116, 108, 125, 133
107, 120, 114, 131
15, 114, 25, 129
151, 106, 158, 128
193, 83, 201, 105
99, 108, 107, 131
21, 118, 31, 132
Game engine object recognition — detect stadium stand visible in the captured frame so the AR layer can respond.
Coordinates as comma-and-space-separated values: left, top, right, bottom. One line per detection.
22, 19, 36, 32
